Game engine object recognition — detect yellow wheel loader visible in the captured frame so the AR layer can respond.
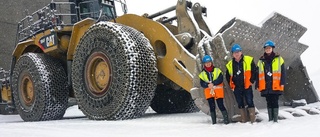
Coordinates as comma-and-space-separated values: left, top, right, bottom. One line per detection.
0, 0, 318, 122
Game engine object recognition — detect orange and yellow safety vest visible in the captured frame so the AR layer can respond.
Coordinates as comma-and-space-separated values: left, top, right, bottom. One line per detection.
226, 55, 254, 90
199, 68, 224, 99
257, 56, 284, 91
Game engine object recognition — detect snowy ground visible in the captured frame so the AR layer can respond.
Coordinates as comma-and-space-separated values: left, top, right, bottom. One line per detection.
1, 103, 320, 137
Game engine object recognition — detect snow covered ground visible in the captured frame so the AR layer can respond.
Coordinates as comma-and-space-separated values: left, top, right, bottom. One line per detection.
1, 103, 320, 137
1, 0, 320, 137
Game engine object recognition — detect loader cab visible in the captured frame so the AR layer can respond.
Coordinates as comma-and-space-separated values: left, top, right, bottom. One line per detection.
76, 0, 127, 21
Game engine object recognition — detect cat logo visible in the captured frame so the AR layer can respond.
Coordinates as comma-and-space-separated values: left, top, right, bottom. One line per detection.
39, 33, 57, 49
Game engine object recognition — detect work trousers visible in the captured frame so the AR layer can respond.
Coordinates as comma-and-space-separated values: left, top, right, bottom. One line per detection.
207, 98, 226, 112
265, 94, 280, 108
233, 88, 255, 108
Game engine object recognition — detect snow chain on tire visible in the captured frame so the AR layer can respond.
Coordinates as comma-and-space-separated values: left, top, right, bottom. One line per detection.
12, 53, 68, 121
72, 22, 157, 120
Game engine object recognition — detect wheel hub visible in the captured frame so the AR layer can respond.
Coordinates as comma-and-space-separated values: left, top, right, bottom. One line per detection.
85, 52, 111, 97
20, 75, 34, 106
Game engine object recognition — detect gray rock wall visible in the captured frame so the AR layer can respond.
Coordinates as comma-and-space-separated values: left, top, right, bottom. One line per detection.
0, 0, 51, 70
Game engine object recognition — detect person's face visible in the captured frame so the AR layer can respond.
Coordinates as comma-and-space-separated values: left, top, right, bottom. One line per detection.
264, 46, 273, 54
232, 51, 242, 60
204, 62, 212, 67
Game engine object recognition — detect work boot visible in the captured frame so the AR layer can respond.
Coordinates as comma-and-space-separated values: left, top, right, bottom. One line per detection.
239, 108, 248, 123
267, 108, 273, 121
273, 108, 279, 122
221, 110, 229, 124
210, 111, 217, 124
248, 107, 256, 123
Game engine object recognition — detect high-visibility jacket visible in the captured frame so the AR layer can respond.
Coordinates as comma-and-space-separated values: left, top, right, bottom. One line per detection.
199, 68, 224, 99
257, 56, 284, 91
226, 55, 254, 90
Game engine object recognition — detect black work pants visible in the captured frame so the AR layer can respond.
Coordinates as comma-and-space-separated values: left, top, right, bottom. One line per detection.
207, 98, 226, 112
233, 88, 255, 108
265, 94, 280, 108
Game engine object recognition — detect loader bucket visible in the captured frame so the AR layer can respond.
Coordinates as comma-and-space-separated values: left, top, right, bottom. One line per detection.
192, 12, 319, 118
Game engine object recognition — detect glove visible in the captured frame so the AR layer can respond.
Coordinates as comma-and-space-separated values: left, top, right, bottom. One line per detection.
210, 88, 215, 95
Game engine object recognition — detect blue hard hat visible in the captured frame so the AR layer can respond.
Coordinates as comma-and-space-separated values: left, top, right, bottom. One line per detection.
202, 55, 213, 63
231, 44, 242, 53
264, 40, 275, 48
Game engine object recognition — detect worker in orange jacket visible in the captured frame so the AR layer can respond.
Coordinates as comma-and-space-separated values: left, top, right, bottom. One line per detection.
226, 44, 257, 123
256, 40, 285, 122
199, 55, 229, 124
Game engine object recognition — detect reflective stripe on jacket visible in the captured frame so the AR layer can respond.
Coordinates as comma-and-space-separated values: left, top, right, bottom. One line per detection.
199, 68, 224, 99
226, 55, 253, 90
257, 56, 284, 91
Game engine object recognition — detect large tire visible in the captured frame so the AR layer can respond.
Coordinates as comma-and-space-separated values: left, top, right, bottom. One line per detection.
72, 22, 157, 120
151, 84, 199, 114
11, 53, 68, 121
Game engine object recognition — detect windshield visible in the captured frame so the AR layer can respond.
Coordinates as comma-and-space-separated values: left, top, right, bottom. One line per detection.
78, 0, 127, 20
79, 0, 100, 20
